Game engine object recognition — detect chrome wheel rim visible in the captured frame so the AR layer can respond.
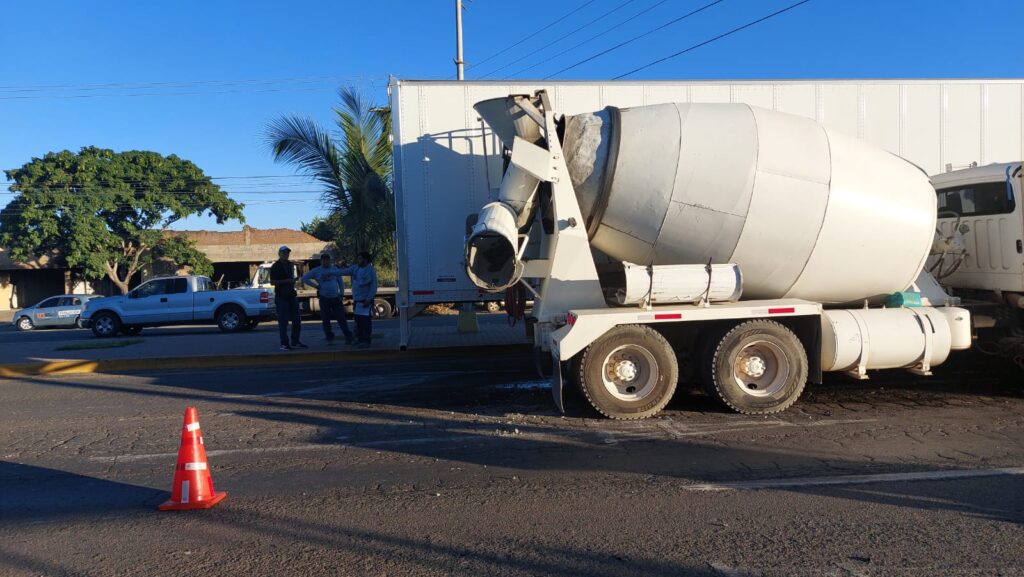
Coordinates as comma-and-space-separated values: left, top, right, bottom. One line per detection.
95, 316, 114, 335
733, 340, 789, 397
222, 311, 240, 330
18, 318, 31, 330
601, 344, 659, 402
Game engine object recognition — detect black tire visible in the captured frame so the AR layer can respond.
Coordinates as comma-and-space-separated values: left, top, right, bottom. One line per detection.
91, 312, 121, 338
576, 324, 678, 420
16, 316, 33, 331
701, 320, 808, 415
371, 298, 393, 319
121, 325, 143, 336
216, 305, 247, 333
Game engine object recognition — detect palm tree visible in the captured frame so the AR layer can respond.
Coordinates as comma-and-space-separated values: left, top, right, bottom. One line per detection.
264, 88, 395, 265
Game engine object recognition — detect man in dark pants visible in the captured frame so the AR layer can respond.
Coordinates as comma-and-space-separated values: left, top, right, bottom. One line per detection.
301, 252, 353, 345
269, 245, 306, 351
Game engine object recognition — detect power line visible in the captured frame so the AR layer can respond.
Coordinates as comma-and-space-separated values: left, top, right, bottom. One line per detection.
508, 0, 672, 78
614, 0, 813, 78
0, 75, 356, 93
0, 74, 388, 100
461, 0, 599, 74
545, 0, 725, 78
477, 0, 640, 79
0, 85, 339, 101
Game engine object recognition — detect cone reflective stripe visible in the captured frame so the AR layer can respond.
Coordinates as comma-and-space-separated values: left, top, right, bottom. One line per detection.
159, 406, 227, 511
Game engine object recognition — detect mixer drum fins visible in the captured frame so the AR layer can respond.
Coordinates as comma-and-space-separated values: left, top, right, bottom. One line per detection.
563, 103, 937, 305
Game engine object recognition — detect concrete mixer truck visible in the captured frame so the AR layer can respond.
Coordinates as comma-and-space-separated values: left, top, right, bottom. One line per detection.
463, 90, 973, 420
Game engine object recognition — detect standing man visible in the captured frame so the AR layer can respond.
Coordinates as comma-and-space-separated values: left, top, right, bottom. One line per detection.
269, 246, 307, 351
302, 252, 353, 346
340, 251, 378, 349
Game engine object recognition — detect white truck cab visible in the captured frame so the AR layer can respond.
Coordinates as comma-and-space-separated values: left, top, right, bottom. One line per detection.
933, 162, 1024, 293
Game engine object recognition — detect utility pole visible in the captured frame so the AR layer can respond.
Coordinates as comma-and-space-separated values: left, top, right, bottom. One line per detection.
455, 0, 465, 80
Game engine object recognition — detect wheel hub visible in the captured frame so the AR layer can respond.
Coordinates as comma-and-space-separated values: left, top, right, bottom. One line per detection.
613, 359, 638, 382
739, 355, 767, 378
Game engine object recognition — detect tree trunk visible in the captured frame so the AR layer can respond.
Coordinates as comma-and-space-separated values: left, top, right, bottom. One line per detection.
104, 262, 131, 295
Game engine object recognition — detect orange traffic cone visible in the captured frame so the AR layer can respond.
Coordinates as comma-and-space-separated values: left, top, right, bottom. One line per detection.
158, 406, 227, 511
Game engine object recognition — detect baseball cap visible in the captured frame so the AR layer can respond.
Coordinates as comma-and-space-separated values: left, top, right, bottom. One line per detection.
278, 245, 291, 253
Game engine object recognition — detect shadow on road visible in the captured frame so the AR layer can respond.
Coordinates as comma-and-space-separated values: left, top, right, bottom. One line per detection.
0, 461, 163, 522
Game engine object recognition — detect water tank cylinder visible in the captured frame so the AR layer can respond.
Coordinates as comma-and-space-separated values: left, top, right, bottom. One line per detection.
563, 103, 937, 304
820, 307, 970, 372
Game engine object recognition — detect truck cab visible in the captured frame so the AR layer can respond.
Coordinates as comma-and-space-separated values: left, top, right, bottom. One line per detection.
933, 162, 1024, 294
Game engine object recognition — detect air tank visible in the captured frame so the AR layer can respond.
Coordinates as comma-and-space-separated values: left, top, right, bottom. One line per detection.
469, 98, 937, 305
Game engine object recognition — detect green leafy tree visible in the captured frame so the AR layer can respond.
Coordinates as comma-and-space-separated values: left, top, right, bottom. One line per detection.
0, 147, 243, 294
154, 235, 215, 278
265, 88, 395, 267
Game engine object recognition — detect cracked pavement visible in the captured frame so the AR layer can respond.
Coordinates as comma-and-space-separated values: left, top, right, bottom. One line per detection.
2, 349, 1024, 576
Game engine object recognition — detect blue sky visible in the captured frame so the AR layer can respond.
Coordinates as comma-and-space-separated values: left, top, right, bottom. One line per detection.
2, 0, 1023, 232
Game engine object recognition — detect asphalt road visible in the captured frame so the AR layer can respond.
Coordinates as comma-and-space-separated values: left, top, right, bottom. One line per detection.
2, 350, 1024, 576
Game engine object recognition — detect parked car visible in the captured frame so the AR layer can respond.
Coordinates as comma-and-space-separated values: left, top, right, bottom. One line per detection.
80, 275, 275, 337
12, 294, 102, 331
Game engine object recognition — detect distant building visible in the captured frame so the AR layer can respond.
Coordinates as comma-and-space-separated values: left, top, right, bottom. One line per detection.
0, 226, 329, 311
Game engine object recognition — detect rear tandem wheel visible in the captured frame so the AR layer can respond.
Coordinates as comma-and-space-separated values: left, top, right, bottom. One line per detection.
575, 324, 678, 420
700, 319, 808, 415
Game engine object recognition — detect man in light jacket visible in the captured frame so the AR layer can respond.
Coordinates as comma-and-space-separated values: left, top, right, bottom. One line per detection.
301, 252, 353, 346
338, 251, 377, 348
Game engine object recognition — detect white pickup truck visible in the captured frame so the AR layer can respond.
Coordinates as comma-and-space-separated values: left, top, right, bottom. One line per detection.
80, 275, 275, 337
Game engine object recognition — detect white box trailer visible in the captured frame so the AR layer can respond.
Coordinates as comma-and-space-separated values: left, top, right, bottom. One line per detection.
390, 79, 1024, 348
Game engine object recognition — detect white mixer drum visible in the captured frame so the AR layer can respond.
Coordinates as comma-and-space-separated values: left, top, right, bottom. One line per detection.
563, 103, 937, 304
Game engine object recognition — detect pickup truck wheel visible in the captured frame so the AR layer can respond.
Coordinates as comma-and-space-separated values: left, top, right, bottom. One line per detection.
701, 320, 807, 415
217, 305, 247, 333
91, 312, 121, 338
121, 325, 143, 336
577, 325, 678, 420
16, 316, 34, 331
371, 298, 393, 319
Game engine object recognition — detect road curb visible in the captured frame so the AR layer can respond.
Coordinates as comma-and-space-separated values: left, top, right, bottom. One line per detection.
0, 343, 532, 378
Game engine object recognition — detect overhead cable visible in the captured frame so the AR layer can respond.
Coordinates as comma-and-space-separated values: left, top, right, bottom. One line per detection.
462, 0, 599, 74
545, 0, 726, 78
508, 0, 672, 78
477, 0, 640, 79
614, 0, 814, 78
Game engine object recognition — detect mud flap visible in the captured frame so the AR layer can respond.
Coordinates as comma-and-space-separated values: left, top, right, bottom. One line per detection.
552, 356, 565, 414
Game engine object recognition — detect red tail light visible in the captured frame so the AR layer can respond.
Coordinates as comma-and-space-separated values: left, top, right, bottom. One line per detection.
260, 291, 269, 304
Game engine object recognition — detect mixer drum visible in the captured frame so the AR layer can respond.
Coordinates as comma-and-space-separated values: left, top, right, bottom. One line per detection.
562, 103, 937, 304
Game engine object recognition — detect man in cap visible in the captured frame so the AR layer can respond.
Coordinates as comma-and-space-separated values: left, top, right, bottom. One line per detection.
269, 246, 306, 351
302, 252, 353, 345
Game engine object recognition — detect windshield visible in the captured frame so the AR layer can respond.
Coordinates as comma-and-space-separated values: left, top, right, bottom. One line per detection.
256, 267, 271, 286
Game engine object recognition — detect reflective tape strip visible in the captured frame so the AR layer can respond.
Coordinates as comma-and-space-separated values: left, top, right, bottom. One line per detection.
184, 462, 208, 471
768, 307, 795, 314
638, 313, 683, 322
181, 480, 190, 503
186, 422, 201, 432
